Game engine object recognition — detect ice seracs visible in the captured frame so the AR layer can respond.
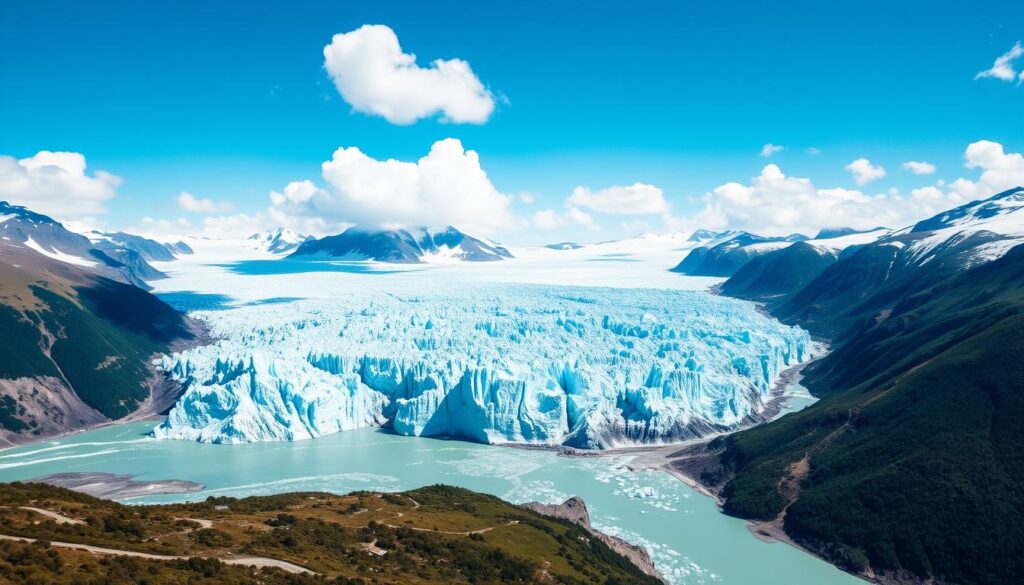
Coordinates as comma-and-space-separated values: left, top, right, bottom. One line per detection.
154, 283, 814, 447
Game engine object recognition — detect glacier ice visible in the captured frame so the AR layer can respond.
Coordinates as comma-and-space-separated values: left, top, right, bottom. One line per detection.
153, 283, 814, 448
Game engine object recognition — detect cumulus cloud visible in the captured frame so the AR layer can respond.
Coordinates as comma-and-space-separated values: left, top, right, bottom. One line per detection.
323, 24, 495, 125
567, 183, 670, 215
677, 140, 1024, 237
177, 191, 234, 213
975, 41, 1023, 84
946, 140, 1024, 199
760, 143, 784, 157
902, 161, 937, 175
532, 207, 597, 231
686, 167, 933, 237
0, 151, 121, 220
845, 158, 887, 185
269, 138, 517, 235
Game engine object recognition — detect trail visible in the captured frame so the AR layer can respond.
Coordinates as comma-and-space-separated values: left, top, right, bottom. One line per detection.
18, 506, 84, 525
0, 533, 314, 574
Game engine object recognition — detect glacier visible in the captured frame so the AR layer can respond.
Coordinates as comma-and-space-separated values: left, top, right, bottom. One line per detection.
153, 281, 814, 448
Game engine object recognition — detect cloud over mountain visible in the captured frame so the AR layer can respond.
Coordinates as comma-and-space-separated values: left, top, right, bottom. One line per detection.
0, 151, 121, 220
681, 141, 1023, 237
269, 138, 517, 235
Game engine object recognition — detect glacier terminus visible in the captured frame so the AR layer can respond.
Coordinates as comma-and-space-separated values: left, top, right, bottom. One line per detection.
152, 249, 815, 448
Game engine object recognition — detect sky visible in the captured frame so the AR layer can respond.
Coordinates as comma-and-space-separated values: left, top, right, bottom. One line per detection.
1, 0, 1022, 244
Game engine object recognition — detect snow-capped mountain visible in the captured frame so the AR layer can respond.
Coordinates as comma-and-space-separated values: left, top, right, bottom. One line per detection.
0, 205, 197, 445
721, 190, 1024, 315
721, 228, 891, 300
290, 225, 513, 263
671, 231, 809, 277
738, 186, 1024, 335
814, 226, 887, 240
246, 228, 311, 254
901, 186, 1024, 268
0, 201, 167, 288
87, 231, 193, 262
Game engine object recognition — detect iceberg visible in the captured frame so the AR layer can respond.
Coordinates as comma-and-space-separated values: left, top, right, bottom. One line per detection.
154, 284, 814, 448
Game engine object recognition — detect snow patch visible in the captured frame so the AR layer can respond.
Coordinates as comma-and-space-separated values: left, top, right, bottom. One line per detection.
23, 237, 97, 267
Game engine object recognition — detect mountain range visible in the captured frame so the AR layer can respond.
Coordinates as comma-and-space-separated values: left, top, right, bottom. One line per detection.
0, 201, 198, 446
672, 186, 1024, 585
670, 231, 810, 277
246, 227, 311, 254
290, 225, 513, 263
1, 201, 191, 289
3, 187, 1024, 584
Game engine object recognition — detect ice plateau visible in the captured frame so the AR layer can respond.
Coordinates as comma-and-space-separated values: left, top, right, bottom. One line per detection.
153, 282, 814, 448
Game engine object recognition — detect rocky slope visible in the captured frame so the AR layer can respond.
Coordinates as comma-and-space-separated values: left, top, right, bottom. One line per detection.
522, 496, 663, 581
0, 210, 200, 445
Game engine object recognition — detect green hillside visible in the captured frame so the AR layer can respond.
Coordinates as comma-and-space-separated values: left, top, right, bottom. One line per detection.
712, 245, 1024, 585
0, 253, 194, 429
0, 482, 661, 585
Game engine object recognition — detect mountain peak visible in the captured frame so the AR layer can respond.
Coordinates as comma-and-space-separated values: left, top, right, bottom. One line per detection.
247, 228, 310, 254
291, 224, 512, 263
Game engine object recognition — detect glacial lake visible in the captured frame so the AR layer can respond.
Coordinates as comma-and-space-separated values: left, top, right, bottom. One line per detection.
0, 423, 862, 585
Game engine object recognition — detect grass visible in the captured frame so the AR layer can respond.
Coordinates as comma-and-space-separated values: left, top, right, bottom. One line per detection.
0, 482, 661, 585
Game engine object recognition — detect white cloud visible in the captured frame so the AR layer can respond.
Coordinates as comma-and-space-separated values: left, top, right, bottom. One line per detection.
686, 165, 948, 237
947, 140, 1024, 199
0, 151, 121, 220
532, 207, 597, 231
902, 161, 937, 175
323, 24, 495, 125
676, 141, 1024, 237
806, 147, 821, 155
975, 41, 1023, 83
567, 183, 670, 215
845, 158, 887, 185
270, 138, 517, 235
133, 216, 195, 239
760, 143, 784, 157
177, 191, 234, 213
517, 191, 537, 204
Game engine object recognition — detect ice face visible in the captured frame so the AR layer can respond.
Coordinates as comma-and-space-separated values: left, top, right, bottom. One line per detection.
153, 283, 814, 448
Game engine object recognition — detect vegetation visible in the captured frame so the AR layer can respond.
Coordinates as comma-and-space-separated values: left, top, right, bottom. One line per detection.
0, 304, 58, 380
0, 482, 661, 585
713, 245, 1024, 585
0, 272, 193, 424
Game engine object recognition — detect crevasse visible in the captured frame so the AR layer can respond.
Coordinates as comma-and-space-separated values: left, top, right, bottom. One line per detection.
153, 284, 814, 448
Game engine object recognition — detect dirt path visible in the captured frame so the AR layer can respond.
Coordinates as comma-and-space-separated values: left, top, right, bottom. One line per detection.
174, 517, 213, 529
18, 506, 84, 525
380, 519, 519, 535
0, 533, 313, 574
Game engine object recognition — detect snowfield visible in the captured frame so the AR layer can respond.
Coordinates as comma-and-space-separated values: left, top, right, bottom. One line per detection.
150, 237, 815, 448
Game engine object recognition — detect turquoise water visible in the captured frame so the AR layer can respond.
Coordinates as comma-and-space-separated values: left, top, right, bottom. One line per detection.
0, 423, 862, 585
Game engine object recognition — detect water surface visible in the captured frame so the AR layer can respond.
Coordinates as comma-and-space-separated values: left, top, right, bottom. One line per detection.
0, 424, 861, 585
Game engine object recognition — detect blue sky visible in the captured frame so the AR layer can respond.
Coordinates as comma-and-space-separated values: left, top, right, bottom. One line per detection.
1, 0, 1022, 243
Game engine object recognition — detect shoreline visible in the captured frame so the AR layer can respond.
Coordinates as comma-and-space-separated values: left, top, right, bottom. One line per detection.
0, 368, 864, 585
